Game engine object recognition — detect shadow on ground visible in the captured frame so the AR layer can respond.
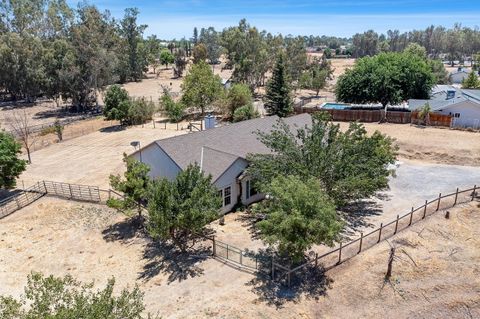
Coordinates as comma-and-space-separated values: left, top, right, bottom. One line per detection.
100, 125, 126, 133
102, 217, 145, 243
246, 248, 333, 308
139, 240, 211, 283
340, 199, 385, 238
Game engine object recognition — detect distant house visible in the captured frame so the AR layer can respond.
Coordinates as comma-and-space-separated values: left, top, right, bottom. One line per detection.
130, 114, 312, 213
409, 85, 480, 128
449, 68, 478, 84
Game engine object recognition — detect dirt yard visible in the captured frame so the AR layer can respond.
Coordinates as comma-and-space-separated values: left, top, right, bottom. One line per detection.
336, 122, 480, 167
1, 196, 478, 318
19, 120, 186, 188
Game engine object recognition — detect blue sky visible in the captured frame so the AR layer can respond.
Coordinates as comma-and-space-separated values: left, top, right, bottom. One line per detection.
68, 1, 480, 39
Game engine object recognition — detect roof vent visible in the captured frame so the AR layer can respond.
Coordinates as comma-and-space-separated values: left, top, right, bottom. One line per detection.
446, 90, 456, 100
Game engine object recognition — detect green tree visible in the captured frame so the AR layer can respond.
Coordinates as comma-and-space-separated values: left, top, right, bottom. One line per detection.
255, 175, 342, 262
0, 130, 27, 189
462, 71, 480, 89
119, 8, 148, 81
181, 61, 223, 115
264, 53, 292, 117
336, 52, 435, 121
300, 58, 331, 96
418, 103, 432, 126
103, 85, 131, 125
160, 89, 184, 128
159, 49, 174, 69
403, 43, 427, 58
247, 114, 397, 206
145, 34, 161, 73
199, 26, 221, 65
225, 83, 252, 118
429, 59, 449, 84
233, 103, 259, 122
173, 48, 187, 77
192, 43, 207, 64
147, 164, 221, 252
109, 154, 150, 219
0, 272, 156, 319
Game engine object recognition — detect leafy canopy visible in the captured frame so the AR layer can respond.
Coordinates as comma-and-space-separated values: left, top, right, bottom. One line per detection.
336, 52, 435, 107
181, 61, 223, 115
225, 83, 253, 118
247, 113, 398, 206
103, 85, 131, 124
0, 272, 156, 319
0, 130, 27, 189
255, 175, 342, 262
109, 154, 150, 217
462, 71, 480, 89
147, 164, 221, 251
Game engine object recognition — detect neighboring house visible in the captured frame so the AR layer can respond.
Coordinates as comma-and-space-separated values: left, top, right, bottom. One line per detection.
409, 85, 480, 128
130, 114, 312, 213
449, 68, 479, 84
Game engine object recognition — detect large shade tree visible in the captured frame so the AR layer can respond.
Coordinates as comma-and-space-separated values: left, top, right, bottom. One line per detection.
336, 52, 435, 121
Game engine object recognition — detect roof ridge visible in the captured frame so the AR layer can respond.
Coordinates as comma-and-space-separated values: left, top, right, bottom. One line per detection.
202, 145, 242, 159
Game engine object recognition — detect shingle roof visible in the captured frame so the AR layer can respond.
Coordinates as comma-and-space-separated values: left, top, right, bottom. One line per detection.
409, 85, 480, 111
155, 114, 312, 181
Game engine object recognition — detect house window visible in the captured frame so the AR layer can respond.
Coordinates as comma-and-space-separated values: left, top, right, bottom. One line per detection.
246, 180, 258, 199
454, 113, 461, 118
223, 186, 231, 206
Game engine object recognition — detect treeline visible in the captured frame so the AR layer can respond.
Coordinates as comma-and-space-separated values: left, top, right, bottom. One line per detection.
0, 0, 154, 111
350, 25, 480, 63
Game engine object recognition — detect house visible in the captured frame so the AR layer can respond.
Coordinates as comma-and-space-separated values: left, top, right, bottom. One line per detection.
130, 114, 312, 213
449, 68, 478, 84
408, 85, 480, 128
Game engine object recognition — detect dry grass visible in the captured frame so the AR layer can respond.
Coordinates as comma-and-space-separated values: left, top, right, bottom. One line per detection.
1, 197, 478, 318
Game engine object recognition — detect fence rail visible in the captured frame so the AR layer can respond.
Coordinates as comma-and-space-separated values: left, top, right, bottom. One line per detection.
278, 184, 478, 286
0, 180, 102, 220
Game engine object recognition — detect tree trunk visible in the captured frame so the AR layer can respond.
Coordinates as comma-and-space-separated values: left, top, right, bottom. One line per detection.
385, 247, 395, 280
26, 146, 32, 164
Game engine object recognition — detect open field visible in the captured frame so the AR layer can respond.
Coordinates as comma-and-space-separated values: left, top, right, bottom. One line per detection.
1, 195, 478, 318
18, 121, 186, 188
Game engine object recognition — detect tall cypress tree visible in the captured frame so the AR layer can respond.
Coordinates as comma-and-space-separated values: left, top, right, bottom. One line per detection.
264, 53, 292, 117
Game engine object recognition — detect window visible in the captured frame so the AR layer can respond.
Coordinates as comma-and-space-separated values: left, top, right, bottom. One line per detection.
246, 180, 258, 199
223, 186, 231, 206
454, 113, 461, 118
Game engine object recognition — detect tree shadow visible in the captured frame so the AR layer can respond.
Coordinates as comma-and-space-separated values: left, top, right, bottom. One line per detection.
246, 248, 332, 308
102, 217, 145, 243
100, 125, 126, 133
0, 188, 24, 201
235, 211, 263, 241
339, 199, 384, 238
138, 239, 211, 284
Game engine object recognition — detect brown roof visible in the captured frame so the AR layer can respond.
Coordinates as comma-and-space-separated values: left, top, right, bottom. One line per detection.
154, 114, 312, 181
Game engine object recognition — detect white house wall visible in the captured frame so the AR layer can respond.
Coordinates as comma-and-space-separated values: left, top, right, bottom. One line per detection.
439, 101, 480, 128
214, 158, 248, 213
241, 177, 264, 206
131, 143, 181, 181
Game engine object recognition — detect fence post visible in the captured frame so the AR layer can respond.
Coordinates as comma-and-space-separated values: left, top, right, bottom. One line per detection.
212, 236, 216, 256
358, 232, 363, 254
271, 257, 275, 280
408, 207, 414, 226
423, 200, 428, 219
68, 184, 73, 199
226, 244, 229, 260
454, 188, 459, 206
378, 223, 383, 243
240, 250, 243, 265
315, 253, 318, 268
394, 215, 399, 234
43, 181, 47, 194
436, 193, 441, 211
472, 185, 477, 201
338, 242, 343, 264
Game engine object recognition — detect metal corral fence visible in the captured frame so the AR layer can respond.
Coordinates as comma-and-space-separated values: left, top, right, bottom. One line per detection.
0, 180, 102, 220
276, 184, 478, 286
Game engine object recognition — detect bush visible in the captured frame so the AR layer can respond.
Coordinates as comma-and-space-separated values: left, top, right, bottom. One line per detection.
233, 103, 259, 122
127, 98, 156, 125
103, 85, 130, 124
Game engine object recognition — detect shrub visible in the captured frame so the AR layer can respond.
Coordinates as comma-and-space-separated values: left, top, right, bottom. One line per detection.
233, 103, 259, 122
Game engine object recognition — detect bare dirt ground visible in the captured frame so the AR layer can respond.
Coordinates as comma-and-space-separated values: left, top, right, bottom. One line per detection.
18, 120, 186, 189
1, 196, 478, 318
337, 121, 480, 166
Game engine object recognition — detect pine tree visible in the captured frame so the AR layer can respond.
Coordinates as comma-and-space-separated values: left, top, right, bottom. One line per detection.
462, 71, 480, 89
264, 54, 292, 117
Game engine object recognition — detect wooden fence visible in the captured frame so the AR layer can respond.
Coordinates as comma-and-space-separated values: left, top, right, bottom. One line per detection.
275, 184, 478, 286
411, 111, 452, 127
294, 106, 412, 124
0, 180, 102, 220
